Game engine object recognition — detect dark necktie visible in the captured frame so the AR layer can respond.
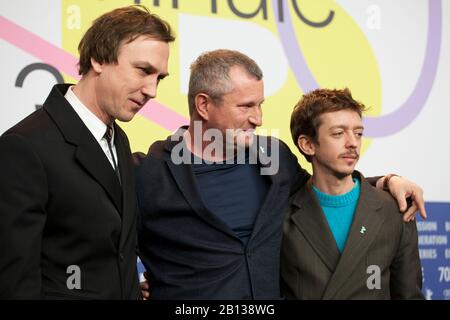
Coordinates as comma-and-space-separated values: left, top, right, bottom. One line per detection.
104, 125, 121, 184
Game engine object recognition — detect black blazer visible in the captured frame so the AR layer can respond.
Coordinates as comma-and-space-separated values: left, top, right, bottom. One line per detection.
0, 84, 139, 299
135, 127, 310, 299
281, 171, 423, 299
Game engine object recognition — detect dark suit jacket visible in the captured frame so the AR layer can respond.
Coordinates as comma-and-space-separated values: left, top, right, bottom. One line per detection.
281, 171, 423, 299
0, 84, 139, 299
135, 128, 310, 299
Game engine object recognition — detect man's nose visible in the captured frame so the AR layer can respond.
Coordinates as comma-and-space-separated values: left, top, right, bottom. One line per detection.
346, 132, 358, 148
248, 106, 262, 127
141, 76, 158, 99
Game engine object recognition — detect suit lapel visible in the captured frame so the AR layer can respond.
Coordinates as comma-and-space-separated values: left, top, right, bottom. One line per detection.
163, 136, 238, 238
250, 171, 278, 240
322, 174, 386, 299
290, 183, 341, 272
115, 125, 131, 214
44, 84, 123, 214
115, 125, 135, 248
74, 133, 123, 213
248, 136, 280, 241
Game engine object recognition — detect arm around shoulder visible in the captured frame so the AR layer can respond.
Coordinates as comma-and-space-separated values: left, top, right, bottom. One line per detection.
277, 139, 310, 195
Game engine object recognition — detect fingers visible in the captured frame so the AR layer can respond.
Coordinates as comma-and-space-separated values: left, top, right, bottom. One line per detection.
413, 190, 427, 220
142, 290, 150, 299
402, 203, 418, 222
140, 281, 149, 290
140, 272, 151, 300
388, 176, 426, 221
395, 190, 408, 213
140, 281, 150, 300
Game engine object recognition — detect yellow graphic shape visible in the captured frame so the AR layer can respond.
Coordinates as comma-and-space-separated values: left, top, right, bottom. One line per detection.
262, 0, 382, 171
62, 0, 381, 171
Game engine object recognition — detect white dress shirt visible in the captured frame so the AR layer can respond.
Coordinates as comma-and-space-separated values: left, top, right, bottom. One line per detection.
64, 86, 118, 169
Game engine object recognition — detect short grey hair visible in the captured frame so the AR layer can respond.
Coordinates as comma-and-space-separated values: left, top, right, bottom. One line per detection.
188, 49, 263, 115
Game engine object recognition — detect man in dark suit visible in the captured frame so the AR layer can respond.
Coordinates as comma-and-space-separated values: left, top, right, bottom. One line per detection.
281, 88, 423, 299
136, 50, 426, 299
0, 6, 174, 299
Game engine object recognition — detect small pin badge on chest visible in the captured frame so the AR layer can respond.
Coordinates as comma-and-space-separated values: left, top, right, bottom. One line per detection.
360, 226, 367, 234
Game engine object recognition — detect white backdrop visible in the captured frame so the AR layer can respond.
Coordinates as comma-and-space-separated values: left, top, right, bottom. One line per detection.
1, 0, 449, 299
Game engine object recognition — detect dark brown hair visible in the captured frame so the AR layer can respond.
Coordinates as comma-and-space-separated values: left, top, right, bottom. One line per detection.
78, 5, 175, 75
290, 88, 367, 161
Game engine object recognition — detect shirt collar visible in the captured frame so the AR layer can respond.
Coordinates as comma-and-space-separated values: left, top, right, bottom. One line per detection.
64, 86, 113, 144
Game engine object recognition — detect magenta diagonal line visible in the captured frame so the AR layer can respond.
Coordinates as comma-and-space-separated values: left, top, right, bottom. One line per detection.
272, 0, 442, 137
139, 100, 188, 132
0, 15, 187, 132
0, 15, 80, 80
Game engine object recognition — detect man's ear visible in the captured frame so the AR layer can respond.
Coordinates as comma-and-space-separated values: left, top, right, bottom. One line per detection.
195, 93, 211, 121
90, 57, 103, 73
298, 135, 316, 157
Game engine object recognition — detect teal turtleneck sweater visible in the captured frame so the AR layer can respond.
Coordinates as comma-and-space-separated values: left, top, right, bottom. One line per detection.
312, 178, 360, 253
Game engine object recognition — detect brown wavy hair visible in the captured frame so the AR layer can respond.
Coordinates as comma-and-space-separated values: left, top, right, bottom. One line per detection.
78, 5, 175, 75
290, 88, 367, 162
